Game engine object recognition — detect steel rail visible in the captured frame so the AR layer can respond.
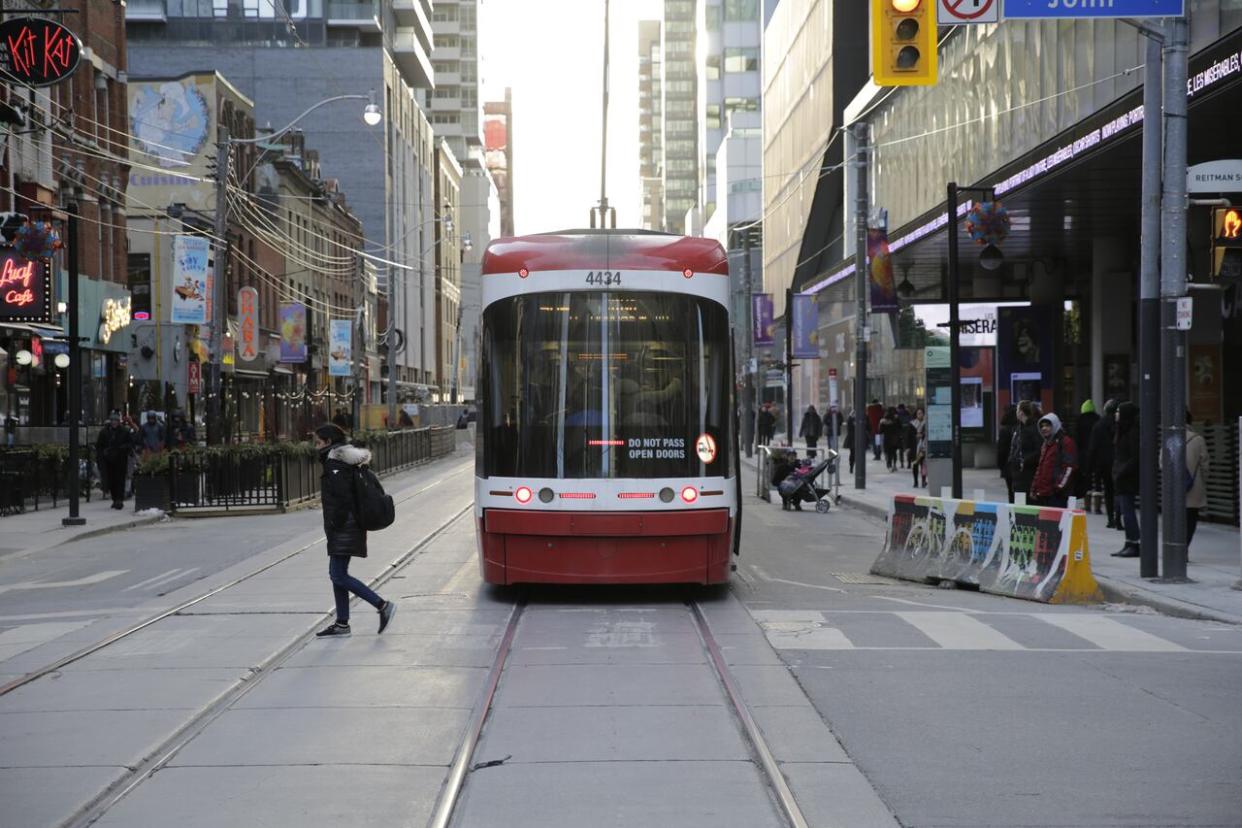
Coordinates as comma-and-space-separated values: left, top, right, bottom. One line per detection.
690, 600, 811, 828
67, 503, 475, 828
0, 460, 470, 698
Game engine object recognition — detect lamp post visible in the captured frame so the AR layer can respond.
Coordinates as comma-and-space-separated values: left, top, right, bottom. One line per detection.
450, 232, 474, 406
63, 199, 85, 526
208, 93, 381, 444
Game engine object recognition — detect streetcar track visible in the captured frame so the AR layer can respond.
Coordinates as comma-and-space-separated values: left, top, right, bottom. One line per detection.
0, 459, 472, 699
427, 591, 811, 828
65, 502, 475, 828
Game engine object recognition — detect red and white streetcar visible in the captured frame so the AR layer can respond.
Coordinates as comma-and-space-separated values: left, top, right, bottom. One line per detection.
474, 230, 740, 584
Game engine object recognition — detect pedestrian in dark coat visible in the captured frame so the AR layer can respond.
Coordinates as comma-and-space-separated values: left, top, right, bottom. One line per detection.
1110, 402, 1141, 558
1074, 400, 1100, 498
799, 405, 823, 457
998, 405, 1017, 502
881, 407, 903, 471
1006, 400, 1042, 500
313, 423, 397, 638
1088, 399, 1118, 526
757, 404, 775, 446
822, 406, 843, 451
95, 411, 134, 509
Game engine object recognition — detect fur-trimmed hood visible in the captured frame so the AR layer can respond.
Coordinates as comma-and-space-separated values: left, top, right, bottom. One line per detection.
327, 444, 372, 466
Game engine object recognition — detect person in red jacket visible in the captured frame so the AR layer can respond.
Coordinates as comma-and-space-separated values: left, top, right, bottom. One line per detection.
1030, 413, 1077, 508
865, 399, 884, 460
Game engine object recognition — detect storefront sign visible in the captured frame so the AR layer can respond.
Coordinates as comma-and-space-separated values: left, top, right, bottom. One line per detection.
328, 319, 352, 377
791, 293, 818, 359
1187, 160, 1242, 193
279, 302, 307, 363
187, 360, 201, 395
0, 251, 50, 322
0, 18, 82, 87
98, 295, 131, 345
237, 286, 259, 362
171, 235, 210, 324
1003, 0, 1184, 20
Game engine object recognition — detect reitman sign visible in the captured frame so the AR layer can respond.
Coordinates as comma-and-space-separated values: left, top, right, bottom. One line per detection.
0, 18, 82, 87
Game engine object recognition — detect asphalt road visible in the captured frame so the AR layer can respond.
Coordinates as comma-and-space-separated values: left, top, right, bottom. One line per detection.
735, 493, 1242, 827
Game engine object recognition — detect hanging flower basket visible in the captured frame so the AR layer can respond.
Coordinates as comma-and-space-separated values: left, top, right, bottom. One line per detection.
12, 221, 61, 260
964, 201, 1010, 247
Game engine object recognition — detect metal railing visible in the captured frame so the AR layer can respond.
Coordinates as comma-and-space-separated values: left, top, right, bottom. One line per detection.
0, 449, 94, 516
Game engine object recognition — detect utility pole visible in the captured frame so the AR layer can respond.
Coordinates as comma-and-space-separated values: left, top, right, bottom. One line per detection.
1139, 28, 1163, 579
1160, 14, 1190, 582
946, 183, 963, 499
208, 126, 230, 446
63, 203, 85, 526
386, 266, 398, 428
853, 121, 869, 490
742, 228, 755, 458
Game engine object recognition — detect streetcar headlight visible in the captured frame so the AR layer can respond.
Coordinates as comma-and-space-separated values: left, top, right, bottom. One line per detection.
538, 487, 555, 503
515, 486, 533, 504
659, 487, 675, 503
680, 486, 699, 504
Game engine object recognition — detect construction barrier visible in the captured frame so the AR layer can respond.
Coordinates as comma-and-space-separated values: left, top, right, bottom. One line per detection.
871, 494, 1103, 604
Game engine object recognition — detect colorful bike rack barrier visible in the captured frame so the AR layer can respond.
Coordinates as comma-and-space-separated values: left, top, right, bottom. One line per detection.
871, 494, 1103, 604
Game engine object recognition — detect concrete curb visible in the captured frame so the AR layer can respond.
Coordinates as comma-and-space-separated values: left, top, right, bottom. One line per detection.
37, 514, 165, 552
838, 494, 1242, 625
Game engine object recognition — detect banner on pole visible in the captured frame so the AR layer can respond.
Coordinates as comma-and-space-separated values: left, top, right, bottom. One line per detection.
237, 286, 259, 362
752, 294, 774, 345
171, 235, 210, 324
329, 319, 352, 377
279, 302, 308, 363
791, 293, 818, 359
868, 226, 898, 313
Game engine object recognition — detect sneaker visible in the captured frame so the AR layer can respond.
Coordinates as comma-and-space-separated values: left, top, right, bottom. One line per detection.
316, 622, 351, 638
378, 601, 397, 634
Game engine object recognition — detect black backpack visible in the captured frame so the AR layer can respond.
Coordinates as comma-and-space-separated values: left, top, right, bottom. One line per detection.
352, 465, 395, 531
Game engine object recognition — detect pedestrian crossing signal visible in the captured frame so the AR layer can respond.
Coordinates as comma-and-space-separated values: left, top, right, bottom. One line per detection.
871, 0, 938, 87
1211, 207, 1242, 280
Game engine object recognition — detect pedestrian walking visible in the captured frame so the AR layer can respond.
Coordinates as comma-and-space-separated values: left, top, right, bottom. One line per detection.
895, 404, 911, 468
799, 404, 823, 458
1074, 400, 1100, 499
881, 407, 902, 471
140, 413, 166, 456
1006, 400, 1042, 502
911, 407, 927, 488
95, 411, 134, 509
313, 423, 397, 638
822, 405, 843, 452
844, 409, 867, 474
757, 403, 775, 447
1110, 402, 1141, 558
1089, 400, 1118, 527
1029, 413, 1078, 508
4, 411, 16, 447
997, 405, 1017, 503
1184, 410, 1210, 557
866, 399, 884, 460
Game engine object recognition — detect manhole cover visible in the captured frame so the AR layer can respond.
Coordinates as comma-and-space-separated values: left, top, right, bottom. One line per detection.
830, 571, 900, 585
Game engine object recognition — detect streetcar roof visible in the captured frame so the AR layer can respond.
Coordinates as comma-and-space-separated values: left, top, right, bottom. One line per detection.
481, 231, 729, 276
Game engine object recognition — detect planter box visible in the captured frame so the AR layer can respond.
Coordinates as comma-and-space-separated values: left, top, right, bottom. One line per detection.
133, 475, 170, 512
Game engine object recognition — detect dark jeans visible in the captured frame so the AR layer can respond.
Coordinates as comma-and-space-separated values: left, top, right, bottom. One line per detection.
1100, 473, 1116, 525
328, 555, 383, 624
1116, 493, 1139, 545
103, 459, 126, 504
806, 438, 817, 458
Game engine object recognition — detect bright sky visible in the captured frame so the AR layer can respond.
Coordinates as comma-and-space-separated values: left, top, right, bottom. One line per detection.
480, 0, 662, 235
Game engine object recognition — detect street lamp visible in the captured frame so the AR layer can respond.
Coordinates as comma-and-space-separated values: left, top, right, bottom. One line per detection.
207, 92, 382, 444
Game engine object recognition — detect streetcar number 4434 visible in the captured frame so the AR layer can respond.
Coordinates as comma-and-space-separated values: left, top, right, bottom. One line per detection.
585, 271, 622, 286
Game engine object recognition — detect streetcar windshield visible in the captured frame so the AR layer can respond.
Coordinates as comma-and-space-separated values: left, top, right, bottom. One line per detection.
480, 291, 731, 479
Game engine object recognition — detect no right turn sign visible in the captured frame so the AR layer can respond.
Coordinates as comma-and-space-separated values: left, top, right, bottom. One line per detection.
938, 0, 1000, 24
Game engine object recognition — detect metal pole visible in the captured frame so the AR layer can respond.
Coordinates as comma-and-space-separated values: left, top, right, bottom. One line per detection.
599, 0, 610, 213
785, 287, 793, 447
1139, 31, 1163, 578
63, 204, 85, 526
1160, 14, 1189, 582
208, 126, 230, 446
387, 268, 398, 429
853, 121, 868, 490
742, 229, 755, 458
947, 182, 963, 499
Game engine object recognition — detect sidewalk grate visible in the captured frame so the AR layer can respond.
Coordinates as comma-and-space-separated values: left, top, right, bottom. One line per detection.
831, 571, 902, 585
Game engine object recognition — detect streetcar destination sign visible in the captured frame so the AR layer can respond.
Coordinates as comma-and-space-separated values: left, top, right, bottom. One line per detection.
1004, 0, 1184, 19
0, 18, 82, 87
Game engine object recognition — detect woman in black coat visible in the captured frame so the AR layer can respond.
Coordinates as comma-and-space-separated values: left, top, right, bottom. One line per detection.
1089, 399, 1118, 527
313, 423, 397, 637
1007, 401, 1042, 499
1111, 402, 1141, 557
799, 405, 823, 458
997, 405, 1017, 502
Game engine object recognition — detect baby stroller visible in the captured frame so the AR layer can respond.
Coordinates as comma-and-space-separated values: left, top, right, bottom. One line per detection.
777, 451, 837, 513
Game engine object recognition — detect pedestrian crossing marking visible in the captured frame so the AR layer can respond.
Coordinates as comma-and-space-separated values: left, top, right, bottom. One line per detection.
895, 611, 1024, 650
750, 610, 1236, 654
1036, 614, 1188, 652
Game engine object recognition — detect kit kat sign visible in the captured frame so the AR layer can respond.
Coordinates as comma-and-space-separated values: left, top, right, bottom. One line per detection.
0, 18, 82, 88
0, 251, 51, 323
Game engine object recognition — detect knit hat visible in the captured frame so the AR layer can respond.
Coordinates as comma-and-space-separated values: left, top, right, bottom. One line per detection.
1080, 399, 1096, 415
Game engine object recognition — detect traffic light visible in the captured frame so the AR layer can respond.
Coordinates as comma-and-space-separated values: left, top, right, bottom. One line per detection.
871, 0, 938, 87
1211, 207, 1242, 280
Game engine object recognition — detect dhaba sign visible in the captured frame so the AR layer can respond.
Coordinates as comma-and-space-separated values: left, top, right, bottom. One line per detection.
0, 251, 51, 323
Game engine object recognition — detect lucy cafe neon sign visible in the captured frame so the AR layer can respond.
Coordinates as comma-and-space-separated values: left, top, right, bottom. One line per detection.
0, 252, 50, 322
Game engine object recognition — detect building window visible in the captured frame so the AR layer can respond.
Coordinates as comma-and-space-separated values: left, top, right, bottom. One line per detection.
724, 0, 757, 22
723, 47, 759, 73
434, 34, 459, 48
706, 104, 722, 129
706, 54, 720, 81
431, 4, 457, 21
705, 4, 722, 30
724, 96, 759, 112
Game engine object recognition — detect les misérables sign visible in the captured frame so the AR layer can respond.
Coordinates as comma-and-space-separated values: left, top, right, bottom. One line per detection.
0, 251, 52, 323
0, 17, 82, 87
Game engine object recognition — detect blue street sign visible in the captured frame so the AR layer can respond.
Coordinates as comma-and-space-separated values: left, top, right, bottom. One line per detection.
1004, 0, 1184, 19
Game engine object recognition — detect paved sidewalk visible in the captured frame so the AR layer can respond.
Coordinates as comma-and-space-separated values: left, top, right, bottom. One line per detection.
0, 496, 165, 562
742, 444, 1242, 624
